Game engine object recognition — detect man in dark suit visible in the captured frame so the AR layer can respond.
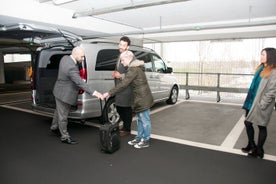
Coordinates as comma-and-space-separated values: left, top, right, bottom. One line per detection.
50, 46, 102, 145
112, 36, 133, 136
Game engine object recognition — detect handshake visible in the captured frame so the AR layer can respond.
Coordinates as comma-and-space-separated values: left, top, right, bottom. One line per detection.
93, 91, 110, 100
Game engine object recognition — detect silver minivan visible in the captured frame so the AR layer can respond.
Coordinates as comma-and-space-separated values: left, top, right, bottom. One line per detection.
1, 23, 178, 124
32, 40, 179, 124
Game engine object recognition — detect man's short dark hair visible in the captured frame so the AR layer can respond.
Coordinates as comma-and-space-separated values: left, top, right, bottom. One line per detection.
120, 36, 131, 46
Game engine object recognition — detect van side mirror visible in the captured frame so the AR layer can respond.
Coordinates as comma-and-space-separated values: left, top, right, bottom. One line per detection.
165, 67, 173, 73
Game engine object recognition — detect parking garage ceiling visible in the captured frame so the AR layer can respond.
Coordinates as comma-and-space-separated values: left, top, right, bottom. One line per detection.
0, 0, 276, 45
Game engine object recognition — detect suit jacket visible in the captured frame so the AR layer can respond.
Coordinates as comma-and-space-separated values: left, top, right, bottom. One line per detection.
53, 55, 95, 105
114, 60, 133, 107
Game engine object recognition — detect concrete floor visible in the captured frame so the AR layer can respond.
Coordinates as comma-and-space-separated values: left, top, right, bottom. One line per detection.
1, 87, 276, 161
131, 95, 276, 161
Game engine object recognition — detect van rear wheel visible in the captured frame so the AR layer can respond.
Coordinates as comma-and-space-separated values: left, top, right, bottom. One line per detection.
102, 98, 121, 124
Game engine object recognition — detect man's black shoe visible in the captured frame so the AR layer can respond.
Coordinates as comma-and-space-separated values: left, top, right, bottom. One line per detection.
120, 130, 131, 136
61, 138, 78, 145
51, 129, 61, 136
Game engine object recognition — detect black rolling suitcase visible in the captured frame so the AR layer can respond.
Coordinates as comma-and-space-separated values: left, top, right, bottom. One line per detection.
99, 100, 120, 153
99, 122, 120, 153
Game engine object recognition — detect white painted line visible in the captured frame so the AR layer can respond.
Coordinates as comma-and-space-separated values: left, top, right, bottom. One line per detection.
85, 121, 123, 128
0, 91, 30, 96
0, 105, 53, 118
151, 100, 185, 114
0, 99, 31, 105
129, 100, 185, 123
221, 115, 245, 148
84, 121, 101, 128
130, 130, 276, 162
2, 100, 276, 162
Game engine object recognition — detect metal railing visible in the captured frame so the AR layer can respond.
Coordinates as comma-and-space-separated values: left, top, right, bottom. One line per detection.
174, 72, 253, 102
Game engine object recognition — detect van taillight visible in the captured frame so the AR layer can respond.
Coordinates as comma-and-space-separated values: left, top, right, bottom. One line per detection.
30, 77, 34, 90
79, 68, 87, 94
79, 68, 87, 81
29, 67, 34, 90
77, 102, 83, 107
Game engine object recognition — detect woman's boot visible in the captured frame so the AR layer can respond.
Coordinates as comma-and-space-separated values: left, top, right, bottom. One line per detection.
248, 147, 264, 159
241, 142, 256, 153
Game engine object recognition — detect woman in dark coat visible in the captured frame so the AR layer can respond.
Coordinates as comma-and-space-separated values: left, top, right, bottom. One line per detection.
242, 47, 276, 158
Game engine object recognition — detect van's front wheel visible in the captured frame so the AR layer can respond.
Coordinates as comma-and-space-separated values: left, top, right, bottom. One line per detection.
166, 86, 178, 104
102, 98, 121, 124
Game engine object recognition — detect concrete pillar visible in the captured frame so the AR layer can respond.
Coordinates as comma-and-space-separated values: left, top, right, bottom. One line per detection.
160, 43, 164, 58
0, 52, 5, 84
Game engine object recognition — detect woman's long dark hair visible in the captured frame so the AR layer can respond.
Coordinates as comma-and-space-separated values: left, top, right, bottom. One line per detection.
256, 47, 276, 78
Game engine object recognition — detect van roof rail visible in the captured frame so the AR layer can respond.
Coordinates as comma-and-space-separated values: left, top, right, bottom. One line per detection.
83, 39, 154, 51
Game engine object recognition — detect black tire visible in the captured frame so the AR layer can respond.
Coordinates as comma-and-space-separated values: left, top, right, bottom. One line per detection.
102, 98, 121, 124
166, 85, 178, 104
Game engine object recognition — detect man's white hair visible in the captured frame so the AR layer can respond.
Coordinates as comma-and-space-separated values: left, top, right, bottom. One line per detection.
120, 50, 134, 60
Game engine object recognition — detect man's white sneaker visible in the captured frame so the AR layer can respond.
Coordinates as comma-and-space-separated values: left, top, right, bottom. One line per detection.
128, 139, 140, 146
134, 140, 149, 148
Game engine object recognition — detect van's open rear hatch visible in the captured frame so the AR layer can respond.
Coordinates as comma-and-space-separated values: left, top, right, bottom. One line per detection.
34, 48, 72, 108
0, 23, 82, 109
0, 23, 82, 49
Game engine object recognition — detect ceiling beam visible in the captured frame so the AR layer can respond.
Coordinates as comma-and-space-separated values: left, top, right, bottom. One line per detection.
72, 0, 190, 18
38, 0, 51, 3
52, 0, 79, 5
38, 0, 79, 5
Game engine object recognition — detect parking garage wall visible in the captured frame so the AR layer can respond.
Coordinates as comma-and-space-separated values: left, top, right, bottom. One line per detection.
4, 61, 31, 83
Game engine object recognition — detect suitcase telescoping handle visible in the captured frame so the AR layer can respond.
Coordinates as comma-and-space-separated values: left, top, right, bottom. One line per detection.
99, 99, 103, 113
99, 98, 106, 114
99, 99, 104, 124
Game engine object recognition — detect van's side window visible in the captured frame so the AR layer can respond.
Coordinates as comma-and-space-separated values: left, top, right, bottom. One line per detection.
133, 51, 153, 72
95, 49, 119, 71
152, 54, 166, 73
